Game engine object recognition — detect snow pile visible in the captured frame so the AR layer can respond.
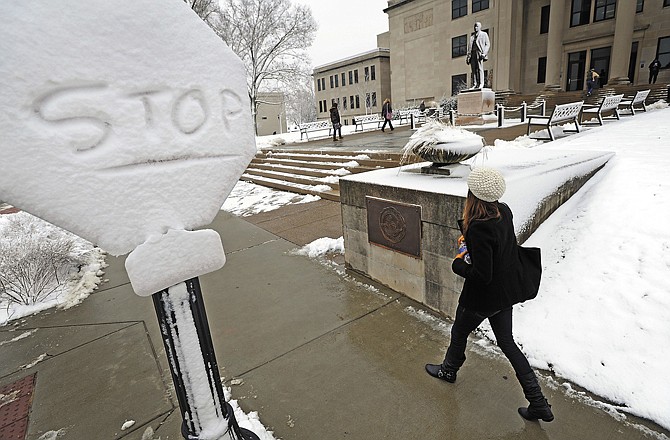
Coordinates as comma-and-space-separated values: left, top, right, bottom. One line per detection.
0, 212, 106, 325
291, 237, 344, 258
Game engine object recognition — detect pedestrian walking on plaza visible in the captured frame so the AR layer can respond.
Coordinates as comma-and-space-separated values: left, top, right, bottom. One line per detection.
330, 101, 343, 141
425, 167, 554, 423
381, 98, 394, 132
586, 68, 599, 96
649, 58, 661, 84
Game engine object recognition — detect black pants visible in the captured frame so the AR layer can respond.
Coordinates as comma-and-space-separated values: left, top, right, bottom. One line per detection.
332, 124, 342, 139
381, 118, 394, 131
649, 71, 659, 84
444, 305, 532, 376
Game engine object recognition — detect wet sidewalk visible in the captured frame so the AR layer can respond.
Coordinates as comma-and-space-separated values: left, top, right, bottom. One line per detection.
1, 124, 668, 439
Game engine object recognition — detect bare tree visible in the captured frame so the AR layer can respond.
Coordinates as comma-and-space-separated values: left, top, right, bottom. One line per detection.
284, 77, 317, 126
183, 0, 222, 28
216, 0, 317, 134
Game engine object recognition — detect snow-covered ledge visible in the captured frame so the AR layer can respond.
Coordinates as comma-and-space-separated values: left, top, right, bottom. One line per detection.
340, 148, 614, 318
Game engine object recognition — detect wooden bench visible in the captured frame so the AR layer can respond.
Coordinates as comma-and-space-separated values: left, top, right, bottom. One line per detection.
299, 121, 332, 140
618, 89, 650, 115
353, 114, 384, 132
580, 94, 623, 125
527, 101, 584, 141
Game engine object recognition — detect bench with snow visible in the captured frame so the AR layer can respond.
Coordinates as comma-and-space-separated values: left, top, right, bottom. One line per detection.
354, 114, 384, 132
580, 94, 623, 125
527, 101, 584, 141
618, 89, 650, 115
299, 121, 332, 140
398, 110, 426, 125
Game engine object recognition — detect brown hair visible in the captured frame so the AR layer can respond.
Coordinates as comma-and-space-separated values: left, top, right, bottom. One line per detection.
462, 190, 501, 235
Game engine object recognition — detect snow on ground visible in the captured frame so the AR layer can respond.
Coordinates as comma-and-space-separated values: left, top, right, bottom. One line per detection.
226, 105, 670, 433
221, 181, 320, 217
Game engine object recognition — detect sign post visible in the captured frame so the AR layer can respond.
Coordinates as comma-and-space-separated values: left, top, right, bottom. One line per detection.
0, 1, 259, 438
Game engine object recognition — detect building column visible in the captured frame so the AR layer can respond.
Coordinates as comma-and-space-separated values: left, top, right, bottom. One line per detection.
608, 0, 637, 84
545, 0, 567, 91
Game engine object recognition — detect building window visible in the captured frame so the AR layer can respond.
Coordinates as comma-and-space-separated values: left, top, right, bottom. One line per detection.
540, 5, 550, 34
372, 92, 377, 107
594, 0, 616, 22
658, 36, 670, 69
317, 79, 321, 92
354, 69, 359, 83
343, 96, 347, 110
665, 0, 670, 7
636, 0, 644, 13
330, 75, 334, 88
371, 65, 376, 80
348, 71, 353, 84
321, 78, 326, 91
451, 74, 467, 95
366, 93, 371, 108
319, 101, 323, 113
364, 67, 370, 81
472, 0, 489, 13
452, 0, 467, 19
452, 35, 468, 58
570, 0, 591, 27
341, 72, 346, 86
334, 74, 339, 87
350, 95, 354, 109
537, 57, 547, 83
355, 95, 360, 108
323, 100, 327, 112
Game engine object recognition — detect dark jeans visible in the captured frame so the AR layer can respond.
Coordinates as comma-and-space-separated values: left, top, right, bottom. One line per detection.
381, 118, 394, 131
649, 71, 659, 84
332, 124, 342, 139
443, 305, 532, 376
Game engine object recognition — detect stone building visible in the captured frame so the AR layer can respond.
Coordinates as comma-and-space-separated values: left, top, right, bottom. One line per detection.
255, 92, 287, 136
313, 41, 392, 125
383, 0, 670, 106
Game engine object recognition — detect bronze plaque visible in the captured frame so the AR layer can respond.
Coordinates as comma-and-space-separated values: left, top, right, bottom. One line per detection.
366, 197, 421, 258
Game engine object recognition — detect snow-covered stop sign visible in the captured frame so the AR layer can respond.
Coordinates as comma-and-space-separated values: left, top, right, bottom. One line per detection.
0, 1, 256, 296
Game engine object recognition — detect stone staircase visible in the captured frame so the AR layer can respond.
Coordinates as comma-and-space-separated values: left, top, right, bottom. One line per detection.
497, 82, 668, 111
242, 149, 416, 202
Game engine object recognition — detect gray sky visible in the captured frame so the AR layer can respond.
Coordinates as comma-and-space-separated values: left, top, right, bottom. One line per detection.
298, 0, 389, 67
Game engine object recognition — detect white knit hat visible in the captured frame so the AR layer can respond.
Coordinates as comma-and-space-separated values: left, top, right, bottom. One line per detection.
467, 167, 506, 202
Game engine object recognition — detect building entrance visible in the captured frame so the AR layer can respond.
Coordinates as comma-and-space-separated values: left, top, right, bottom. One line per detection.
567, 50, 586, 91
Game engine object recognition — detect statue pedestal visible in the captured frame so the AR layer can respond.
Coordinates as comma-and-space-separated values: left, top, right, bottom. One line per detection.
456, 88, 496, 125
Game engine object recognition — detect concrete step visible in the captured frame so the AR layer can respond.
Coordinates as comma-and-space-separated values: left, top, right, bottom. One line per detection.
243, 149, 409, 202
245, 168, 341, 191
241, 173, 340, 202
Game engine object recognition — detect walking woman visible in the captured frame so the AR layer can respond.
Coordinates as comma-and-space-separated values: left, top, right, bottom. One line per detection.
330, 101, 343, 141
381, 98, 394, 132
425, 167, 554, 423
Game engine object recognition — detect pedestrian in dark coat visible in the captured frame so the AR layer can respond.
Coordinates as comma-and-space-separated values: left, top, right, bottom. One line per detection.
649, 58, 661, 84
330, 102, 342, 141
381, 98, 394, 132
425, 167, 554, 423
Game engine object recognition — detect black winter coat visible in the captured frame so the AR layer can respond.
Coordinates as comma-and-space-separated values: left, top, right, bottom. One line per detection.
452, 203, 535, 313
330, 107, 341, 124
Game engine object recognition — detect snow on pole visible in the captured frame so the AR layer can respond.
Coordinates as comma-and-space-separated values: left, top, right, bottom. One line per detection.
0, 1, 259, 439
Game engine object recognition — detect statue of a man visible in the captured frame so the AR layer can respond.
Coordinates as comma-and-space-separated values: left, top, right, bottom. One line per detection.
466, 22, 490, 90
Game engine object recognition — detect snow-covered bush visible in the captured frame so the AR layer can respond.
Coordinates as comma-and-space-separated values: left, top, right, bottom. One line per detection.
0, 213, 99, 308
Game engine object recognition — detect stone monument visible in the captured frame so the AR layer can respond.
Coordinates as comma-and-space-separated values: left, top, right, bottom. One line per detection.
457, 21, 495, 125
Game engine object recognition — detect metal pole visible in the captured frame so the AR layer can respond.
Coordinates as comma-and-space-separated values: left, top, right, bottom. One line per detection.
410, 113, 415, 130
497, 104, 504, 127
449, 109, 456, 126
153, 278, 259, 440
521, 102, 527, 122
541, 99, 546, 116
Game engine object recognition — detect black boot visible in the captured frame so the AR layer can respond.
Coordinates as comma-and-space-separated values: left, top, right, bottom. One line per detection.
517, 371, 554, 422
425, 363, 457, 383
